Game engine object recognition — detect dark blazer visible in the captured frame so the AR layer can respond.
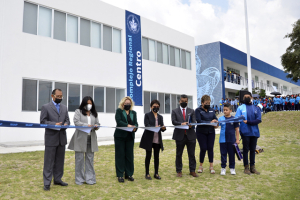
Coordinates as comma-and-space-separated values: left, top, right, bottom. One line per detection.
195, 106, 217, 134
171, 107, 196, 141
40, 101, 70, 146
139, 112, 166, 151
114, 108, 138, 139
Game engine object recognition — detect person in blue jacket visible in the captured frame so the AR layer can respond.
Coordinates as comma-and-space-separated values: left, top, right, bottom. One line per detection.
224, 69, 227, 82
274, 96, 279, 111
281, 97, 286, 111
296, 95, 300, 111
289, 95, 295, 111
271, 98, 274, 111
235, 91, 262, 175
265, 103, 272, 113
286, 96, 291, 111
219, 98, 224, 113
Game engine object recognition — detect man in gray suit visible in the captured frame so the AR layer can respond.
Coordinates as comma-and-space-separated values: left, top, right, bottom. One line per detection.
171, 94, 198, 178
40, 89, 70, 191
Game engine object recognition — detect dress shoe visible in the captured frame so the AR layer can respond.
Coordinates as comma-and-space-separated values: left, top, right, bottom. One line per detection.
190, 172, 198, 177
54, 181, 68, 186
125, 176, 134, 181
176, 172, 182, 177
145, 174, 152, 180
118, 177, 124, 183
44, 185, 50, 191
154, 174, 161, 180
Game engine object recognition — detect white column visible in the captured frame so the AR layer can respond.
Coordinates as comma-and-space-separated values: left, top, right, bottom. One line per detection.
244, 0, 252, 93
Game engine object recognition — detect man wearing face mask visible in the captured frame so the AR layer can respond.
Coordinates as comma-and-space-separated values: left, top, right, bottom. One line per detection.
235, 91, 262, 175
171, 94, 198, 178
40, 89, 70, 191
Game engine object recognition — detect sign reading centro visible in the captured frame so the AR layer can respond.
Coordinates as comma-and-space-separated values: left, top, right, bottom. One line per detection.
126, 10, 142, 106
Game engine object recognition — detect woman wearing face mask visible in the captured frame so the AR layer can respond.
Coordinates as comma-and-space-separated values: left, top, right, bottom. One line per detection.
68, 96, 100, 185
195, 95, 218, 174
139, 100, 166, 180
114, 96, 138, 183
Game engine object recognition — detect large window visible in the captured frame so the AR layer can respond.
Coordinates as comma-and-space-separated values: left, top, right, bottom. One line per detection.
22, 78, 125, 112
22, 2, 121, 53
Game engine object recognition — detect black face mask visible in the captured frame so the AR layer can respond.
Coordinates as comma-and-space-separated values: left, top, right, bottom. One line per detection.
124, 104, 131, 111
244, 97, 251, 104
152, 107, 159, 113
54, 98, 62, 104
204, 105, 210, 109
180, 102, 187, 108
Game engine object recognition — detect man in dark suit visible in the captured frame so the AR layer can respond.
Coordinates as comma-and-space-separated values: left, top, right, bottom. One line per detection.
171, 94, 198, 177
40, 89, 70, 191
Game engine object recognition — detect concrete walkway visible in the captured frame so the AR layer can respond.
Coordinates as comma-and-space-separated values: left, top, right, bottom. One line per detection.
0, 129, 220, 154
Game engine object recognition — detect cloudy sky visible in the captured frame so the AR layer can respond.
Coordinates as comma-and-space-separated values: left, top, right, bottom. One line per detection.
102, 0, 300, 70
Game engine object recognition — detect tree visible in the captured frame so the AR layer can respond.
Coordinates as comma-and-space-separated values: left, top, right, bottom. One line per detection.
281, 19, 300, 82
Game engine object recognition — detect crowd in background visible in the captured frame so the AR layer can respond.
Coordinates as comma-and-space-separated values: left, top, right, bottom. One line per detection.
224, 69, 242, 85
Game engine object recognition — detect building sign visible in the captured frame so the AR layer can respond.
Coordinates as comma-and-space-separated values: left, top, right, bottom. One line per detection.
126, 10, 142, 106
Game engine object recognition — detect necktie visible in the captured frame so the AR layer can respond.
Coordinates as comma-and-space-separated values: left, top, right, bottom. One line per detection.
183, 109, 185, 120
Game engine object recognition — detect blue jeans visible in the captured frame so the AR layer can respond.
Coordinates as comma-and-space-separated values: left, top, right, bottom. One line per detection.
242, 136, 258, 167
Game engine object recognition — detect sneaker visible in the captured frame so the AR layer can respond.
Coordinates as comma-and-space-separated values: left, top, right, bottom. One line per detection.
230, 168, 236, 175
220, 168, 226, 175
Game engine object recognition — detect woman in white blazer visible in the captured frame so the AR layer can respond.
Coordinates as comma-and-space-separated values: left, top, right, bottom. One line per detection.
68, 96, 100, 185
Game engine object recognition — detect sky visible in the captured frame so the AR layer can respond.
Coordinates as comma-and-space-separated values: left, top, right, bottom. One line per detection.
101, 0, 300, 70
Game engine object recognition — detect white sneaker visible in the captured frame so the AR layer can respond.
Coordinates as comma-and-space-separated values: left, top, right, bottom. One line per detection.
220, 168, 226, 175
230, 168, 236, 175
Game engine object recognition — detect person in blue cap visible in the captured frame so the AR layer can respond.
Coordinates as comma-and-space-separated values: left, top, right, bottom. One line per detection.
289, 95, 295, 111
235, 91, 262, 175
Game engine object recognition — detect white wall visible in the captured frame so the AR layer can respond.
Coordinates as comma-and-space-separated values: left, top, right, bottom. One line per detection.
0, 0, 196, 143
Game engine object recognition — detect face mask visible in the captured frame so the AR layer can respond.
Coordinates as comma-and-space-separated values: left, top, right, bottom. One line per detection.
180, 102, 187, 108
86, 104, 92, 111
204, 105, 210, 109
54, 98, 62, 104
244, 97, 251, 104
124, 104, 131, 111
152, 107, 159, 113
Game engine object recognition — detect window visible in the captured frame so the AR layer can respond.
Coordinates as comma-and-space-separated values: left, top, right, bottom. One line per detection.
175, 48, 180, 67
38, 81, 52, 111
54, 82, 67, 106
149, 39, 156, 61
68, 84, 80, 111
91, 22, 101, 48
170, 46, 175, 66
158, 93, 164, 114
116, 88, 125, 108
144, 91, 150, 113
165, 94, 171, 113
80, 18, 90, 46
151, 92, 157, 102
23, 2, 38, 35
54, 10, 66, 41
142, 38, 149, 60
255, 76, 259, 82
162, 44, 169, 64
187, 96, 193, 109
245, 72, 248, 79
186, 51, 191, 70
106, 87, 115, 113
113, 29, 121, 53
157, 42, 163, 63
103, 25, 112, 51
22, 79, 37, 111
67, 15, 78, 43
82, 85, 93, 98
38, 6, 52, 37
181, 50, 186, 69
94, 87, 104, 112
283, 86, 287, 91
171, 94, 177, 110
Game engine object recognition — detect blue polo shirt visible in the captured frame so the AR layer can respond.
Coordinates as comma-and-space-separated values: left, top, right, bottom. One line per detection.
219, 116, 239, 143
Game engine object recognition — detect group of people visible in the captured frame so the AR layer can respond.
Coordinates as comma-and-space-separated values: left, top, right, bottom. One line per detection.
261, 95, 300, 112
224, 69, 242, 85
218, 98, 240, 113
41, 89, 262, 191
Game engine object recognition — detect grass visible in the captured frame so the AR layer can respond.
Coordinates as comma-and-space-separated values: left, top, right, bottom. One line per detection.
0, 112, 300, 199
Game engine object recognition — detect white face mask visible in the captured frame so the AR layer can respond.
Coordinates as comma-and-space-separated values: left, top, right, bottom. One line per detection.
86, 104, 92, 111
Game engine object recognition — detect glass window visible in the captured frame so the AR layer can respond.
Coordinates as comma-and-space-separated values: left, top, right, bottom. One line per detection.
103, 25, 112, 51
181, 50, 186, 69
106, 87, 115, 113
144, 91, 150, 113
54, 82, 67, 106
54, 10, 66, 41
38, 6, 52, 37
149, 39, 156, 61
245, 72, 248, 79
171, 94, 177, 110
165, 94, 170, 113
255, 76, 259, 82
163, 44, 169, 64
91, 22, 101, 48
157, 42, 163, 63
151, 92, 157, 102
23, 2, 38, 35
68, 84, 80, 111
170, 46, 175, 66
116, 89, 125, 108
177, 95, 181, 105
94, 87, 104, 112
175, 48, 180, 67
186, 51, 191, 70
80, 18, 90, 46
113, 29, 121, 53
22, 79, 37, 111
142, 37, 149, 60
158, 93, 164, 114
38, 81, 52, 111
67, 15, 78, 43
82, 85, 93, 98
188, 96, 193, 109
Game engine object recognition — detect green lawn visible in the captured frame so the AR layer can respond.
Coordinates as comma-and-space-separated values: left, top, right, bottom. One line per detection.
0, 112, 300, 199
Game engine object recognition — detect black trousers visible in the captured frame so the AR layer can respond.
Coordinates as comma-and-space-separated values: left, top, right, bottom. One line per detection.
197, 132, 215, 163
175, 134, 196, 173
242, 136, 258, 167
220, 142, 235, 169
145, 143, 160, 175
43, 145, 65, 186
